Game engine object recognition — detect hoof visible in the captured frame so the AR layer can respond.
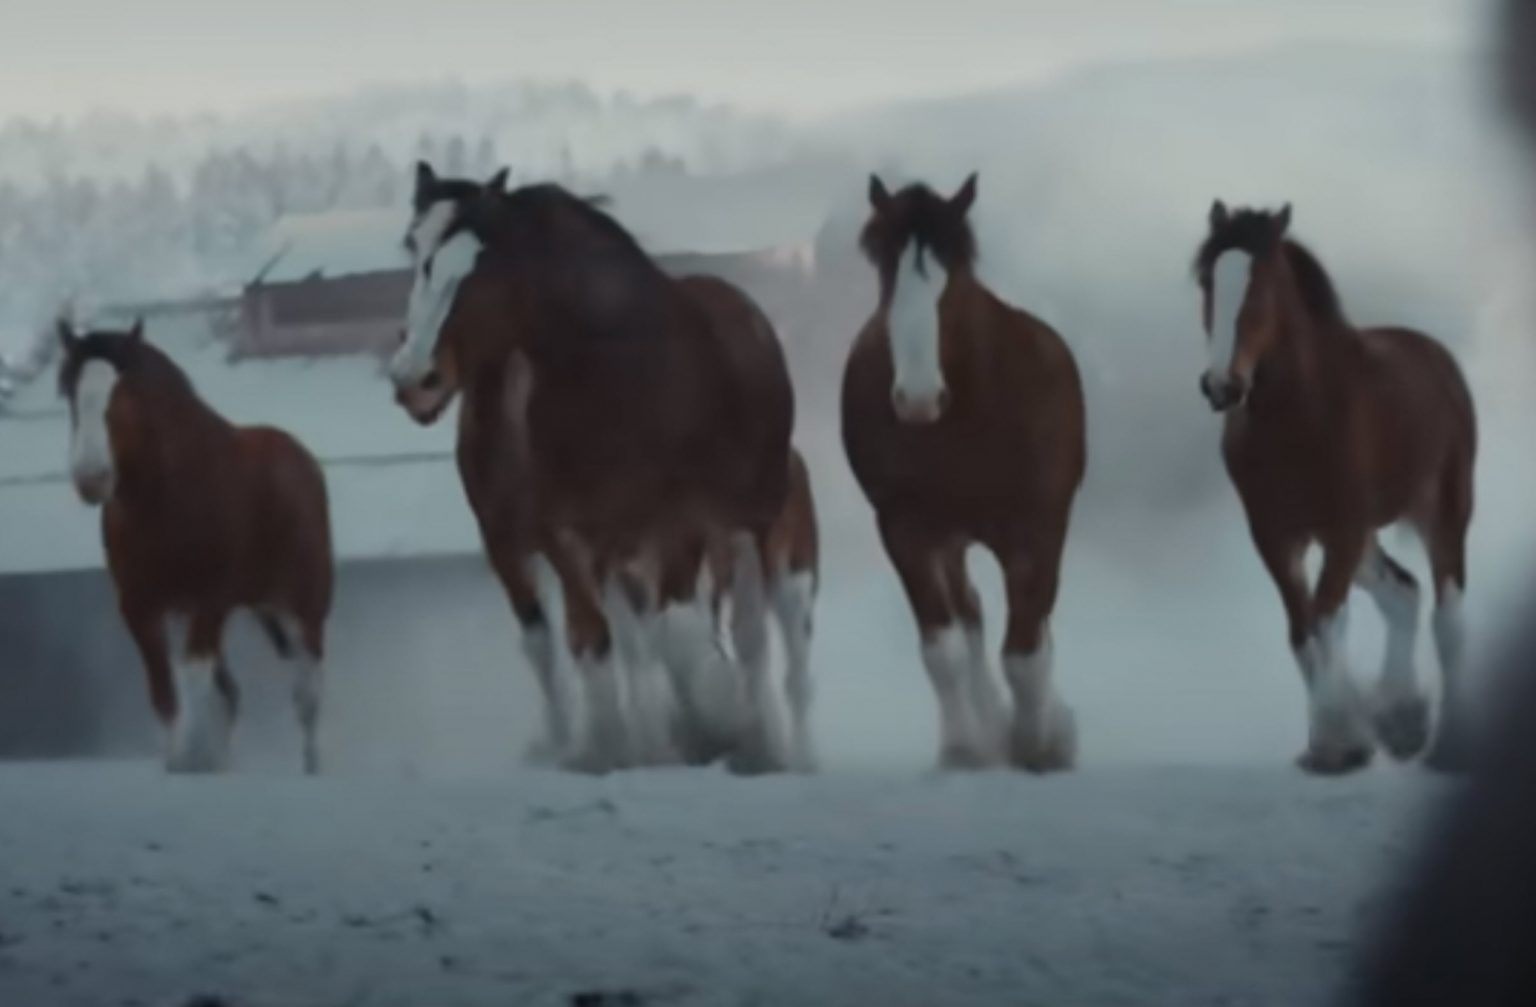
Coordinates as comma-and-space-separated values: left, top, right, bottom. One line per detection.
522, 735, 567, 768
560, 747, 626, 776
937, 742, 995, 771
1424, 730, 1476, 775
726, 749, 790, 777
1295, 744, 1374, 776
164, 754, 228, 775
1372, 694, 1432, 762
673, 719, 736, 768
1009, 703, 1078, 775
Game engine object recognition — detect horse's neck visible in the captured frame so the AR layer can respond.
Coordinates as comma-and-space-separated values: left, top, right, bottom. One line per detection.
1247, 290, 1358, 426
459, 357, 534, 469
115, 389, 233, 507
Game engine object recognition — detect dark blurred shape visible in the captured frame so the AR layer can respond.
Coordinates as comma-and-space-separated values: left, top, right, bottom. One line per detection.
1500, 0, 1536, 153
1346, 628, 1536, 1004
570, 992, 645, 1007
1343, 6, 1536, 1003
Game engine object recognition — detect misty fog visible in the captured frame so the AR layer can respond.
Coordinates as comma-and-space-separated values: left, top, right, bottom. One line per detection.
148, 36, 1536, 780
5, 25, 1535, 781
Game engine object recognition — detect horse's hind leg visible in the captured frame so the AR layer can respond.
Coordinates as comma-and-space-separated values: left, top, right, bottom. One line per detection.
727, 530, 792, 776
941, 544, 1010, 763
165, 610, 236, 774
1423, 474, 1473, 773
996, 532, 1076, 774
1355, 540, 1430, 761
259, 607, 325, 775
289, 617, 326, 776
603, 563, 681, 767
655, 535, 746, 767
879, 512, 991, 770
770, 563, 818, 773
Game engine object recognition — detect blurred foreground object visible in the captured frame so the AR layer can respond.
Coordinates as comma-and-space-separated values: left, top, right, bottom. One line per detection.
1345, 3, 1536, 1002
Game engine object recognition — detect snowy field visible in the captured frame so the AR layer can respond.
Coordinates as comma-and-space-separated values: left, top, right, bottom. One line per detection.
0, 760, 1444, 1007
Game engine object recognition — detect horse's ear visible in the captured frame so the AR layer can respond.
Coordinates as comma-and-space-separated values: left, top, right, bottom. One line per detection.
1209, 199, 1229, 229
868, 174, 892, 211
56, 318, 78, 353
1274, 203, 1292, 237
951, 172, 979, 215
126, 317, 145, 344
414, 161, 437, 199
484, 166, 510, 195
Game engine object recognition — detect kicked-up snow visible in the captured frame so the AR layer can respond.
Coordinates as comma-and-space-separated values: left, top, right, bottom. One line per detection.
0, 760, 1440, 1007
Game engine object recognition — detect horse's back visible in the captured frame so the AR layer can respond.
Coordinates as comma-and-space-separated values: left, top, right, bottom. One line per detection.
1359, 326, 1477, 450
675, 273, 795, 526
236, 425, 334, 618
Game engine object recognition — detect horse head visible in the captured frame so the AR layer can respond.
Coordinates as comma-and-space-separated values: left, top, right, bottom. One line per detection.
859, 172, 979, 424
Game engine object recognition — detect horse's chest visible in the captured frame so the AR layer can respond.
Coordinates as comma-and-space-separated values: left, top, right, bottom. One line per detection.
104, 500, 243, 594
1222, 423, 1331, 522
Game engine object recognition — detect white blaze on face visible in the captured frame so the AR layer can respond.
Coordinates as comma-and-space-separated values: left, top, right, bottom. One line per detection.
69, 359, 118, 499
1205, 249, 1252, 382
389, 200, 483, 388
887, 241, 948, 420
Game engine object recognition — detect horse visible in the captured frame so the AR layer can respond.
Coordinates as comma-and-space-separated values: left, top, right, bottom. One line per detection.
389, 164, 796, 774
1194, 201, 1477, 774
56, 318, 333, 774
841, 173, 1087, 772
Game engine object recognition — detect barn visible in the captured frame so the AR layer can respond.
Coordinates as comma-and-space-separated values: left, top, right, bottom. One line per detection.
0, 180, 830, 763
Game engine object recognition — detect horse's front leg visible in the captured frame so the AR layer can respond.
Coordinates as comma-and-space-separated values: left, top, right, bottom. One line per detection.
543, 536, 631, 775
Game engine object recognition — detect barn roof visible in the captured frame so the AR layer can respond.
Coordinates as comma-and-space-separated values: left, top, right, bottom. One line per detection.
246, 167, 831, 285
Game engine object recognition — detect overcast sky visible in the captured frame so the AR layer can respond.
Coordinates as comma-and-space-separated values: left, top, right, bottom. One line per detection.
0, 0, 1484, 122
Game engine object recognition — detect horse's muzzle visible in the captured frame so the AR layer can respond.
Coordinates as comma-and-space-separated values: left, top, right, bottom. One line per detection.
1200, 372, 1248, 413
72, 469, 114, 505
394, 378, 452, 426
892, 386, 951, 425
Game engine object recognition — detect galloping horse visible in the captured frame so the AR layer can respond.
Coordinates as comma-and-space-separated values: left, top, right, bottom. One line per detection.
842, 173, 1087, 772
57, 319, 333, 774
1194, 202, 1477, 774
390, 165, 796, 774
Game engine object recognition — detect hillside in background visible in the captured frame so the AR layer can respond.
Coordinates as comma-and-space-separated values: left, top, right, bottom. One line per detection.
0, 79, 814, 354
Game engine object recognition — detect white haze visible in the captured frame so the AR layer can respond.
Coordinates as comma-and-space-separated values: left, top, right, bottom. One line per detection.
176, 31, 1536, 780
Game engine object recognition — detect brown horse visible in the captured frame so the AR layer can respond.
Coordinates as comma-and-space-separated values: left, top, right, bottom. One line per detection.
57, 319, 333, 774
389, 165, 795, 774
842, 173, 1087, 772
1194, 201, 1477, 774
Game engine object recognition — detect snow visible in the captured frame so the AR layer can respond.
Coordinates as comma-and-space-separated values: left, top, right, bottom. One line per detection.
0, 760, 1441, 1007
252, 210, 414, 285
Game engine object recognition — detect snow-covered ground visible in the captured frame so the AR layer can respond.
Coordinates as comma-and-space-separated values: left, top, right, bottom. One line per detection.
0, 760, 1444, 1007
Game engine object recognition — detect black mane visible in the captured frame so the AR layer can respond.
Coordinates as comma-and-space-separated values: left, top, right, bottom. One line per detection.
1194, 207, 1349, 329
1281, 241, 1349, 329
860, 182, 978, 274
58, 330, 195, 401
476, 182, 654, 268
